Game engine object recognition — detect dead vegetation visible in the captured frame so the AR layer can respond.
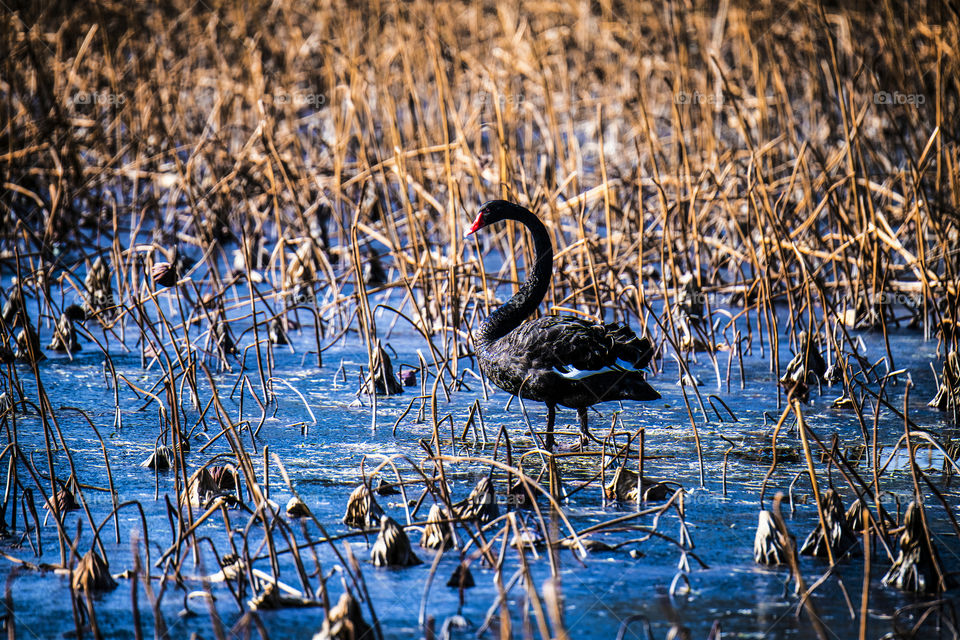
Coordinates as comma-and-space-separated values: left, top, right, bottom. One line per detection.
1, 0, 959, 638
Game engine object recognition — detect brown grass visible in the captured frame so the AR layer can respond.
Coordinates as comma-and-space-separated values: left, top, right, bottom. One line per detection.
1, 0, 960, 638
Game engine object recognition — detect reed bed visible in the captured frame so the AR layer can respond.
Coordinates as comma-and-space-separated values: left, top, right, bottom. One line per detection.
1, 0, 959, 638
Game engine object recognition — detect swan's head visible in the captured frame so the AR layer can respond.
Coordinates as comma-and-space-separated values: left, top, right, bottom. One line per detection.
464, 200, 523, 238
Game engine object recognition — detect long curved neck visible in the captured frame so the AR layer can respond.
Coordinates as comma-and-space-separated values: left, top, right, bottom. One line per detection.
478, 208, 553, 345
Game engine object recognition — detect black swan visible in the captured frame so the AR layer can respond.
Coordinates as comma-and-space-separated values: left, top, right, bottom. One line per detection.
466, 200, 659, 450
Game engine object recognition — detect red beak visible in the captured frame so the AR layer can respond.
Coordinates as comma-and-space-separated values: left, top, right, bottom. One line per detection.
464, 211, 484, 238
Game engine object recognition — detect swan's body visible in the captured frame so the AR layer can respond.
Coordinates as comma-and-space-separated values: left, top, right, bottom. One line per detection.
467, 200, 659, 449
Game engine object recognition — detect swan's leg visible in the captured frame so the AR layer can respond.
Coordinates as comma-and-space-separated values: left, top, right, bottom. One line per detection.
545, 404, 556, 450
577, 407, 606, 448
577, 406, 589, 448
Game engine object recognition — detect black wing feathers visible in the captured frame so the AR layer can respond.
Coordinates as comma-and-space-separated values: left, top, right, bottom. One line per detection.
505, 316, 654, 372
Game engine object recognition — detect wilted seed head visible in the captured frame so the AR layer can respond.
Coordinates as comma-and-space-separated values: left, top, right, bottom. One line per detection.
64, 304, 86, 322
48, 312, 80, 352
799, 489, 858, 558
208, 465, 237, 491
212, 320, 238, 356
676, 275, 704, 321
312, 590, 373, 640
604, 465, 638, 502
248, 582, 316, 610
844, 498, 867, 532
446, 562, 475, 589
142, 445, 173, 471
342, 484, 384, 529
83, 257, 114, 315
780, 332, 827, 403
374, 476, 400, 496
509, 522, 544, 549
269, 318, 289, 345
285, 241, 316, 291
882, 501, 951, 593
362, 246, 386, 286
753, 509, 789, 566
1, 289, 23, 326
15, 325, 45, 362
44, 487, 80, 513
929, 351, 960, 413
286, 496, 310, 518
456, 476, 498, 524
186, 467, 218, 507
72, 549, 117, 593
370, 516, 421, 567
368, 340, 402, 395
420, 503, 454, 550
151, 261, 178, 287
185, 465, 238, 508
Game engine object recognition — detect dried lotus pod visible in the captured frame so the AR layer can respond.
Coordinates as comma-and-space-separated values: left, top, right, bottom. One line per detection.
48, 311, 80, 352
367, 340, 402, 395
72, 549, 117, 593
362, 246, 386, 286
208, 465, 237, 491
510, 524, 543, 549
929, 351, 960, 423
446, 562, 475, 589
799, 489, 858, 559
185, 465, 239, 508
212, 320, 238, 356
419, 504, 454, 550
882, 501, 952, 593
83, 257, 114, 318
142, 445, 173, 471
285, 241, 317, 304
1, 289, 23, 326
342, 484, 384, 529
603, 466, 667, 502
151, 261, 178, 288
676, 275, 704, 321
779, 331, 826, 403
269, 318, 289, 345
753, 509, 791, 566
64, 304, 86, 323
508, 477, 535, 510
374, 476, 399, 496
185, 467, 218, 507
665, 625, 693, 640
312, 590, 373, 640
455, 476, 499, 524
248, 582, 319, 610
44, 487, 80, 513
286, 496, 310, 518
845, 498, 865, 532
208, 554, 245, 582
15, 325, 44, 362
370, 516, 421, 567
